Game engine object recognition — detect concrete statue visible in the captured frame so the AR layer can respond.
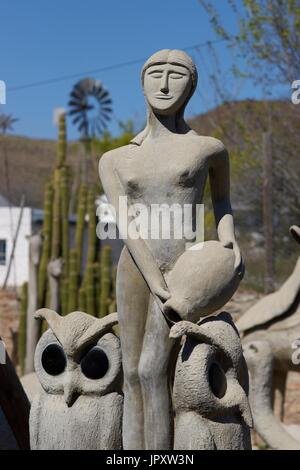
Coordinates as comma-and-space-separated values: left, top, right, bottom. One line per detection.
237, 225, 300, 450
243, 341, 300, 450
170, 312, 252, 450
99, 49, 245, 450
29, 309, 123, 450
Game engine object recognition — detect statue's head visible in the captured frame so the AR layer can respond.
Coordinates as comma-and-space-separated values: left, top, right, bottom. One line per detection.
131, 49, 198, 145
141, 49, 197, 116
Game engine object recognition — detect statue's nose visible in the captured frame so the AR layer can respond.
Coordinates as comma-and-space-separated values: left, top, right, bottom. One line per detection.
160, 73, 169, 94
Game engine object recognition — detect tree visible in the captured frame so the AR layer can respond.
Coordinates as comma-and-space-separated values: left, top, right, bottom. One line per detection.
199, 0, 300, 84
0, 114, 18, 135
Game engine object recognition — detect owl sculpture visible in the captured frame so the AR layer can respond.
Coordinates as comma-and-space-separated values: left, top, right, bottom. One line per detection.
170, 312, 252, 450
29, 309, 123, 450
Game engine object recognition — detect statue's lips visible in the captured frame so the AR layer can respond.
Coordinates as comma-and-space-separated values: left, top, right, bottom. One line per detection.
154, 95, 173, 100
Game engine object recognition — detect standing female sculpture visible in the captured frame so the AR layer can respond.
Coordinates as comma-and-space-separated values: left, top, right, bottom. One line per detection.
99, 49, 243, 450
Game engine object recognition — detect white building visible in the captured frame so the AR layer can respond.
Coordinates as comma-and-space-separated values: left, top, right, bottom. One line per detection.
0, 194, 123, 288
0, 195, 32, 287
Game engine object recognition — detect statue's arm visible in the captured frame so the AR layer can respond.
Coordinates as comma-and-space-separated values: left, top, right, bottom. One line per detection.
99, 151, 170, 302
209, 145, 244, 277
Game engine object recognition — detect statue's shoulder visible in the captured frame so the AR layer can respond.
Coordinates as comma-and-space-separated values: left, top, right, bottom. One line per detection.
192, 133, 226, 156
99, 145, 132, 169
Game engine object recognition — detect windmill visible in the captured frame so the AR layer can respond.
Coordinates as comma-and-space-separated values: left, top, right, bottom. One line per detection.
68, 78, 112, 188
69, 78, 112, 140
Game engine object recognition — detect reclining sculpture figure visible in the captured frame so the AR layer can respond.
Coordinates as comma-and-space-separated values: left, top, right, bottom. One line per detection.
237, 225, 300, 450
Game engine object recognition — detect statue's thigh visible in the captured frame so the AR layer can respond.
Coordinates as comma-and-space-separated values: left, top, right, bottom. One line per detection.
140, 298, 173, 375
117, 247, 150, 369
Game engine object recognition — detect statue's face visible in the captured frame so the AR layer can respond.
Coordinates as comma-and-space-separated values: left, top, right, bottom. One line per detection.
143, 63, 192, 115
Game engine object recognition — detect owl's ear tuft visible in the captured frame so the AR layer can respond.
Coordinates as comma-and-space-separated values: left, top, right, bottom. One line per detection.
34, 308, 63, 338
35, 308, 59, 321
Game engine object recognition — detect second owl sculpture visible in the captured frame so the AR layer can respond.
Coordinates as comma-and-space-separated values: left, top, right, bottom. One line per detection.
170, 312, 252, 449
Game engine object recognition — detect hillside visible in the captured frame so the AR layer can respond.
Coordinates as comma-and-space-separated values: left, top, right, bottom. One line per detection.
0, 136, 80, 208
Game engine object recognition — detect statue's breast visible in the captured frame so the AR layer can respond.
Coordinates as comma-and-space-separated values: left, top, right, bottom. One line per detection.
117, 147, 208, 201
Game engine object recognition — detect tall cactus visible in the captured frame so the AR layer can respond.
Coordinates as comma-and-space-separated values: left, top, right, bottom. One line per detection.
51, 168, 61, 260
75, 184, 87, 276
99, 245, 112, 318
85, 262, 96, 316
38, 183, 53, 307
93, 261, 101, 313
51, 113, 67, 261
56, 112, 67, 169
60, 278, 69, 316
109, 266, 117, 313
60, 167, 69, 274
87, 187, 97, 264
78, 283, 87, 312
18, 282, 28, 376
68, 248, 78, 312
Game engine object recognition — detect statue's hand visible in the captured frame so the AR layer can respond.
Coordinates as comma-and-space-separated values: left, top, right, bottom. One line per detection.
152, 285, 171, 303
221, 240, 245, 279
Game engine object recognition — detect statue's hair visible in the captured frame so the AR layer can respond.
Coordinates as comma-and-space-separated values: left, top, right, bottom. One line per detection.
131, 49, 198, 146
141, 49, 198, 91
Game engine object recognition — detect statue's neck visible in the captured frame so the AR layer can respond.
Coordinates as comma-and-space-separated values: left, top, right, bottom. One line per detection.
147, 111, 188, 140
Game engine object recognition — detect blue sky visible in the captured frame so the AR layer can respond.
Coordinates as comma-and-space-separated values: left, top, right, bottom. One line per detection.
1, 0, 263, 139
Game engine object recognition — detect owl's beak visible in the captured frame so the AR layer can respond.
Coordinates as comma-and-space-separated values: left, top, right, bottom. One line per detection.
64, 382, 78, 407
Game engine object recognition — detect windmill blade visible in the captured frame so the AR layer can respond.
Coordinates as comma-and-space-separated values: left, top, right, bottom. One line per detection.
72, 114, 84, 125
68, 100, 84, 108
100, 98, 113, 106
101, 106, 113, 114
69, 108, 84, 116
69, 90, 84, 102
69, 77, 113, 139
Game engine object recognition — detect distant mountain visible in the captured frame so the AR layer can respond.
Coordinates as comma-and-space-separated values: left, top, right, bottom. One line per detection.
0, 136, 90, 208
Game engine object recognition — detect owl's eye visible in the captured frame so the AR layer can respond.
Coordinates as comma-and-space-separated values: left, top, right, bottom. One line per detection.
209, 363, 227, 399
80, 346, 109, 380
41, 344, 66, 376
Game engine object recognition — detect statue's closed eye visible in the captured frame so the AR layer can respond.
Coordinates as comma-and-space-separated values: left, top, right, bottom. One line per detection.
148, 70, 163, 78
169, 73, 186, 79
